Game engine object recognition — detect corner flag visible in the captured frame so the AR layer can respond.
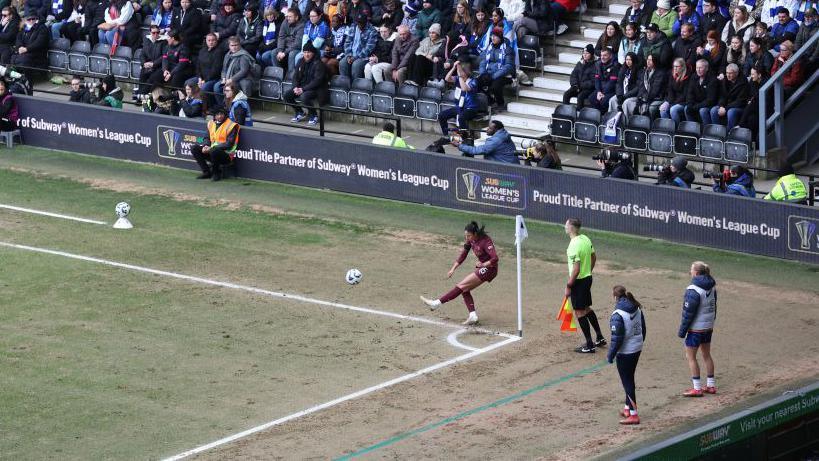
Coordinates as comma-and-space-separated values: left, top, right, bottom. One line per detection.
514, 215, 527, 337
515, 215, 528, 245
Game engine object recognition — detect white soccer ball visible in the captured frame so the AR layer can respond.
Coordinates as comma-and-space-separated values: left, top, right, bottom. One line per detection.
345, 268, 363, 285
115, 202, 131, 218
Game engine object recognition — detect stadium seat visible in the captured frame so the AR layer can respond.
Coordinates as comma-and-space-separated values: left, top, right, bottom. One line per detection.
700, 124, 727, 160
673, 121, 700, 156
281, 68, 295, 98
648, 118, 674, 154
371, 80, 396, 115
393, 83, 418, 117
110, 46, 132, 79
348, 77, 372, 112
725, 127, 753, 163
329, 75, 350, 110
130, 48, 143, 79
68, 40, 91, 74
518, 35, 541, 70
549, 103, 575, 139
48, 38, 70, 71
142, 14, 152, 32
597, 111, 623, 146
88, 43, 111, 76
574, 107, 600, 144
438, 89, 456, 115
623, 115, 650, 151
259, 66, 283, 100
416, 86, 441, 121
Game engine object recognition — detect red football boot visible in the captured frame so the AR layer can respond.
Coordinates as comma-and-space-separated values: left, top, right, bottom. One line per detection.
683, 388, 704, 397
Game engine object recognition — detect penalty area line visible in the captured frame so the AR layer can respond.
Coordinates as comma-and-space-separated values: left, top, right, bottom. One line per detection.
0, 203, 107, 225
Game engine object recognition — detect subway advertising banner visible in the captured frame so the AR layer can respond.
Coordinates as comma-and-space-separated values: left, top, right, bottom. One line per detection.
17, 97, 819, 264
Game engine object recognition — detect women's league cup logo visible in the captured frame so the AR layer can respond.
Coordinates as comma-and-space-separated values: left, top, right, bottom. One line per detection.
462, 171, 481, 200
163, 129, 181, 156
794, 220, 816, 250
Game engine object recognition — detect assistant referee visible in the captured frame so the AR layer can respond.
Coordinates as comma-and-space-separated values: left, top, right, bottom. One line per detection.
565, 218, 606, 353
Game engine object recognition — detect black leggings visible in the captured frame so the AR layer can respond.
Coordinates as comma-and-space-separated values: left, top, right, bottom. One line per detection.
191, 144, 232, 174
616, 350, 641, 411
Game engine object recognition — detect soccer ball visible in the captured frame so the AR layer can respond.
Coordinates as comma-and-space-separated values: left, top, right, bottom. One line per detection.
345, 268, 363, 285
115, 202, 131, 218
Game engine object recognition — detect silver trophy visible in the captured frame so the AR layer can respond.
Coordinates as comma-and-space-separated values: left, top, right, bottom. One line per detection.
462, 172, 481, 200
794, 220, 816, 250
163, 129, 180, 156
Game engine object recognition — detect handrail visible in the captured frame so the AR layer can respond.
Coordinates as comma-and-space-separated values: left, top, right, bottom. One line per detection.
758, 30, 819, 156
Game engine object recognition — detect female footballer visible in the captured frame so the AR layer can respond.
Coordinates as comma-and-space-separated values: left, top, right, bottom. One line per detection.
607, 285, 646, 425
421, 221, 499, 325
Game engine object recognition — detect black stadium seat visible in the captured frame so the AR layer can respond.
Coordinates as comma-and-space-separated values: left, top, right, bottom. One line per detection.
549, 103, 575, 139
725, 127, 753, 163
88, 43, 111, 76
130, 48, 143, 79
68, 40, 91, 74
623, 115, 650, 151
48, 38, 70, 71
518, 34, 541, 70
649, 118, 674, 154
259, 66, 283, 100
574, 107, 600, 144
281, 68, 295, 97
348, 77, 373, 112
438, 89, 456, 115
371, 80, 395, 115
700, 124, 727, 159
416, 86, 441, 121
110, 46, 132, 79
393, 83, 418, 117
674, 120, 700, 156
329, 75, 350, 110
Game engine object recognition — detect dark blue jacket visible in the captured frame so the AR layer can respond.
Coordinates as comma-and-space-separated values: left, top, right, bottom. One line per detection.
712, 172, 755, 197
459, 128, 519, 163
677, 274, 716, 337
607, 297, 646, 363
593, 58, 620, 97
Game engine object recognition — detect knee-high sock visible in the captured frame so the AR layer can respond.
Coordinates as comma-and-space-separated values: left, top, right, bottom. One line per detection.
577, 315, 593, 346
439, 286, 463, 304
586, 309, 604, 339
462, 291, 475, 312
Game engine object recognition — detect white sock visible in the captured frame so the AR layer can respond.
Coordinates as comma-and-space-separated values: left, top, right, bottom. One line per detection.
692, 378, 701, 390
629, 409, 637, 416
707, 376, 715, 388
624, 405, 630, 411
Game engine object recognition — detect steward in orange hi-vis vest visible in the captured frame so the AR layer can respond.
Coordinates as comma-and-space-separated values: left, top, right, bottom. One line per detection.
191, 105, 240, 182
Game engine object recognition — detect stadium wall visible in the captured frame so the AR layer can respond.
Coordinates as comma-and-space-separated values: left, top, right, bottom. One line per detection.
20, 97, 819, 264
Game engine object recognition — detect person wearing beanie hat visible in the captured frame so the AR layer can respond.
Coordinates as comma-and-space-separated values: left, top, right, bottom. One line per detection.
657, 155, 695, 187
404, 22, 443, 85
650, 0, 678, 38
562, 43, 597, 109
190, 102, 240, 182
236, 1, 263, 57
211, 0, 242, 48
642, 21, 673, 67
478, 24, 515, 110
795, 8, 818, 75
340, 11, 378, 78
415, 0, 441, 38
284, 36, 328, 126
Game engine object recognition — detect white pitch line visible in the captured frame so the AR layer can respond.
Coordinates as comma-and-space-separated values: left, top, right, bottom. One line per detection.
163, 335, 520, 461
446, 329, 479, 352
0, 203, 107, 225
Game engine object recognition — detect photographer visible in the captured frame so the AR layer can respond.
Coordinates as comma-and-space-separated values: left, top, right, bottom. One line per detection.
453, 119, 518, 164
710, 165, 755, 197
93, 74, 123, 109
69, 76, 92, 104
524, 137, 562, 170
656, 155, 694, 188
597, 149, 636, 180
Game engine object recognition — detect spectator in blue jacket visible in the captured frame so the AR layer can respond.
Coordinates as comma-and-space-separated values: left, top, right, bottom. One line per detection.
437, 59, 479, 139
607, 285, 646, 426
478, 27, 514, 110
341, 12, 378, 78
677, 261, 717, 397
587, 46, 620, 111
770, 8, 799, 52
711, 165, 756, 197
454, 120, 519, 163
296, 8, 329, 64
672, 0, 702, 37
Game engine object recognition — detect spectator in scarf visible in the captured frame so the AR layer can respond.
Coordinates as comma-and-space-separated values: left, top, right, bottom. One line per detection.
151, 0, 174, 35
478, 27, 515, 110
48, 0, 75, 39
297, 7, 328, 62
610, 51, 641, 112
257, 7, 280, 64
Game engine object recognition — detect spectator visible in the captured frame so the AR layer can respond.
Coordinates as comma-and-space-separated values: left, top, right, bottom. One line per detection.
738, 65, 770, 138
0, 79, 17, 131
551, 0, 578, 35
216, 36, 257, 102
405, 22, 443, 85
211, 0, 242, 49
87, 0, 106, 46
192, 32, 225, 107
563, 44, 597, 109
696, 30, 726, 76
224, 80, 253, 125
237, 2, 263, 57
322, 13, 346, 75
770, 40, 803, 97
341, 12, 378, 77
478, 27, 515, 110
0, 7, 20, 64
375, 0, 404, 29
763, 164, 808, 203
191, 105, 239, 181
437, 58, 479, 140
171, 0, 205, 52
175, 81, 204, 117
759, 0, 798, 30
372, 121, 412, 147
643, 22, 673, 68
610, 51, 641, 113
469, 6, 489, 51
752, 21, 771, 50
705, 63, 748, 127
651, 0, 678, 38
711, 165, 755, 197
345, 0, 372, 25
61, 0, 96, 43
135, 25, 167, 98
673, 23, 702, 69
514, 0, 552, 40
47, 0, 74, 40
400, 2, 420, 34
298, 7, 328, 63
478, 7, 518, 53
415, 0, 440, 38
530, 137, 562, 169
256, 7, 280, 64
598, 150, 636, 179
619, 22, 646, 63
796, 0, 818, 22
440, 31, 472, 82
725, 35, 747, 70
364, 24, 395, 82
269, 7, 304, 71
660, 57, 691, 123
11, 10, 49, 79
685, 59, 717, 121
721, 5, 755, 47
390, 24, 419, 84
743, 36, 773, 75
69, 76, 93, 103
797, 8, 818, 73
156, 30, 193, 91
770, 8, 799, 52
499, 0, 526, 27
98, 0, 139, 47
324, 0, 341, 18
700, 0, 726, 34
596, 21, 623, 57
284, 41, 327, 125
622, 0, 654, 30
454, 120, 519, 163
588, 46, 620, 111
95, 74, 124, 108
151, 0, 174, 35
657, 155, 694, 187
625, 53, 666, 119
673, 0, 702, 37
24, 0, 49, 21
451, 0, 473, 37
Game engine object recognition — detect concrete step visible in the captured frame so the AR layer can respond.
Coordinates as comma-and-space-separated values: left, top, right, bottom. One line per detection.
609, 3, 629, 16
543, 64, 575, 75
477, 128, 551, 145
589, 15, 621, 24
558, 52, 582, 64
519, 88, 575, 104
532, 76, 570, 91
583, 27, 605, 39
507, 101, 557, 119
491, 113, 552, 132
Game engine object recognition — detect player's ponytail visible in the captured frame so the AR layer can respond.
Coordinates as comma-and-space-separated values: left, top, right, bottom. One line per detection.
465, 221, 487, 238
613, 285, 642, 309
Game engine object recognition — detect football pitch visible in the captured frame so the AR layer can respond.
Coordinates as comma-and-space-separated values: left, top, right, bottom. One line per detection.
1, 148, 818, 460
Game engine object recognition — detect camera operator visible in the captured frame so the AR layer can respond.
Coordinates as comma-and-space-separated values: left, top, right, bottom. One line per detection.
710, 165, 755, 197
523, 137, 562, 169
92, 75, 123, 109
596, 148, 636, 180
68, 76, 92, 104
656, 156, 694, 188
453, 119, 519, 164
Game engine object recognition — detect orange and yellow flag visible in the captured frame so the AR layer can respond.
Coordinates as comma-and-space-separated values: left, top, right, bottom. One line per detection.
556, 297, 577, 332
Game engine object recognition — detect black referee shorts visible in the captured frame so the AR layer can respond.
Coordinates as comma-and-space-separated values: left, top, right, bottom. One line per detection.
571, 276, 593, 310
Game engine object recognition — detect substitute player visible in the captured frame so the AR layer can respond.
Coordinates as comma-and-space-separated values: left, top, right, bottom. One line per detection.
421, 221, 499, 325
677, 261, 718, 397
607, 285, 646, 425
565, 218, 606, 353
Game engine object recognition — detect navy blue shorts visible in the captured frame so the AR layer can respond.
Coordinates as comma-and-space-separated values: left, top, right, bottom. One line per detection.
685, 330, 713, 348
